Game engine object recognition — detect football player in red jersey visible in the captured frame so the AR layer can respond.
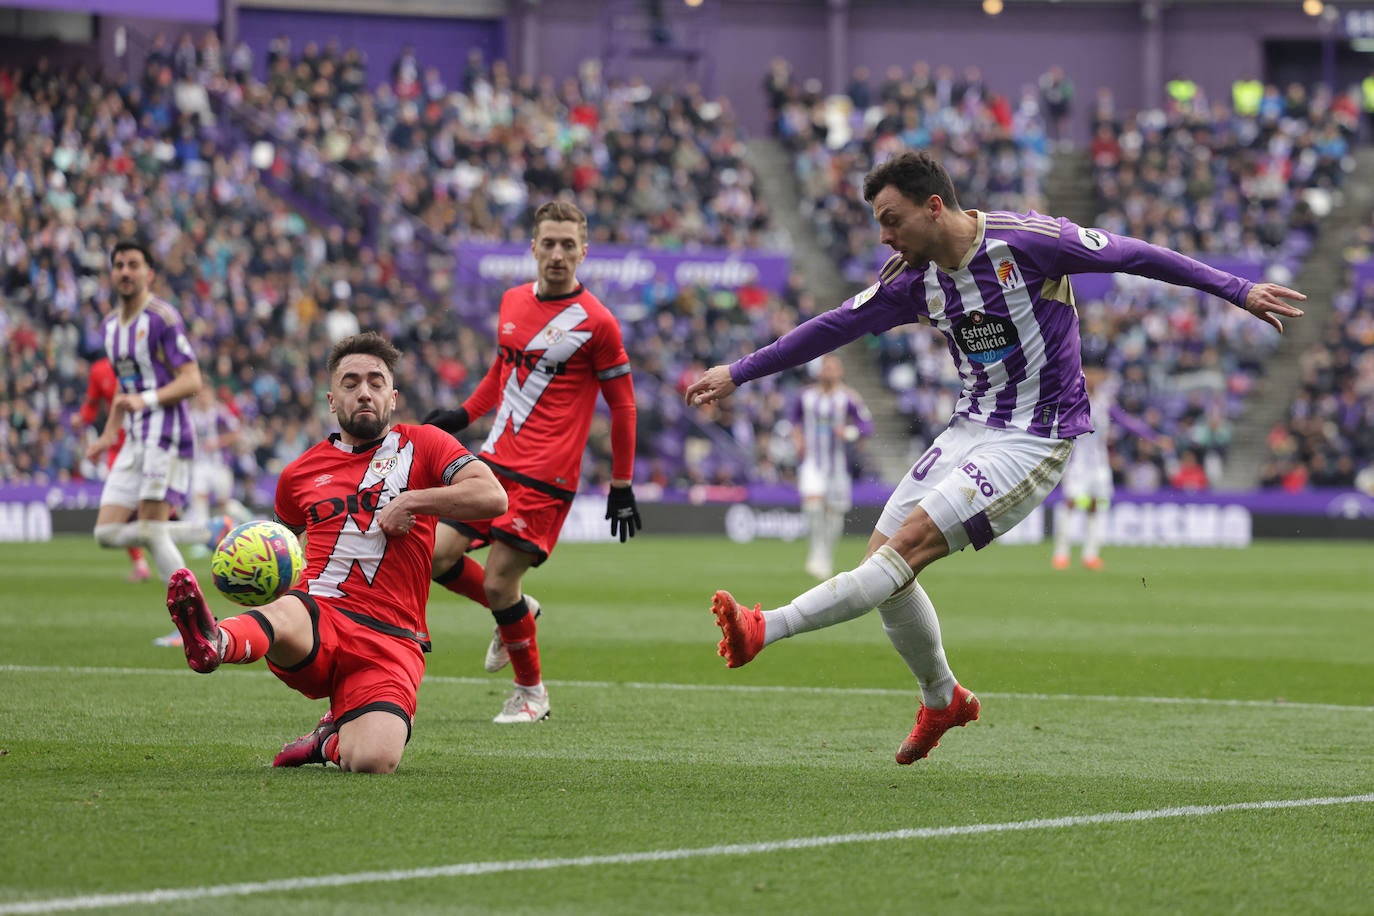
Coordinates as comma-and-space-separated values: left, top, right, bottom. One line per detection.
423, 200, 641, 724
164, 332, 507, 772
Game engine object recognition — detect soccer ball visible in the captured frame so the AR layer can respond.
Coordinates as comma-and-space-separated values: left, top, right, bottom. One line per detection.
210, 520, 305, 607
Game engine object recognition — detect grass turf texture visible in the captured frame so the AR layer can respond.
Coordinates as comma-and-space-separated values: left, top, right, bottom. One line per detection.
2, 535, 1371, 914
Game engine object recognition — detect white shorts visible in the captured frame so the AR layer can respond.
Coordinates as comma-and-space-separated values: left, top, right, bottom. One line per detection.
878, 417, 1073, 552
1060, 461, 1114, 506
191, 462, 235, 504
797, 463, 852, 512
101, 439, 192, 509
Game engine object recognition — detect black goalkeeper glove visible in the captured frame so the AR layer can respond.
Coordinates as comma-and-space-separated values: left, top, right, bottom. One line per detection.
422, 406, 470, 434
606, 485, 642, 543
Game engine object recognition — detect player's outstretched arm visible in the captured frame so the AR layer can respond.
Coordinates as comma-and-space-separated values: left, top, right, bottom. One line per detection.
1242, 282, 1306, 334
685, 365, 736, 406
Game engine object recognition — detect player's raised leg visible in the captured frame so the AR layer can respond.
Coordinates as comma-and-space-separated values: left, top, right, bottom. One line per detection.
166, 568, 223, 673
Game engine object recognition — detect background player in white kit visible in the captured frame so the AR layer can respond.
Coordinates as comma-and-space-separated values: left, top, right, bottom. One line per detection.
186, 386, 253, 542
792, 354, 873, 580
1052, 346, 1115, 570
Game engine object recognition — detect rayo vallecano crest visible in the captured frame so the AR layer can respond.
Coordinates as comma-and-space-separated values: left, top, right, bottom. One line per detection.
370, 456, 398, 477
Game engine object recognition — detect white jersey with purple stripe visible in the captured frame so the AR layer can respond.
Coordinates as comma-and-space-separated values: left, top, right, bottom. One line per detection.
791, 385, 874, 480
189, 401, 238, 470
730, 211, 1254, 441
102, 296, 198, 458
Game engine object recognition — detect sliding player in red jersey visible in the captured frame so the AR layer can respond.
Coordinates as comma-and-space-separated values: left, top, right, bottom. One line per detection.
164, 332, 507, 772
423, 199, 641, 724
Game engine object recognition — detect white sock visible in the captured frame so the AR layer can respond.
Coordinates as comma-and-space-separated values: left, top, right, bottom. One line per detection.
1083, 509, 1105, 562
138, 519, 188, 586
166, 520, 212, 544
878, 579, 956, 708
803, 503, 826, 570
1052, 504, 1073, 559
764, 545, 912, 645
94, 522, 143, 549
822, 507, 845, 562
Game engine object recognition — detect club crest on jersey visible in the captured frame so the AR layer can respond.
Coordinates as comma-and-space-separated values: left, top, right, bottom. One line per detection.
370, 456, 398, 477
995, 258, 1024, 291
542, 326, 566, 346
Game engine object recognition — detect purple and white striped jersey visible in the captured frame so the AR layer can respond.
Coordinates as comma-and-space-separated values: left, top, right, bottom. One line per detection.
790, 385, 873, 480
189, 400, 238, 469
730, 211, 1254, 441
101, 296, 198, 458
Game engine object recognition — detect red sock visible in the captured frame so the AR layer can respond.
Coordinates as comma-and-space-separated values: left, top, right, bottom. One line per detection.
128, 547, 145, 563
219, 615, 271, 664
322, 731, 340, 766
435, 556, 488, 607
497, 608, 541, 688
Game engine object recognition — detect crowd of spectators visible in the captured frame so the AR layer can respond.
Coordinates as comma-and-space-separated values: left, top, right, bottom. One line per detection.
1259, 263, 1374, 493
1, 34, 850, 503
767, 56, 1053, 285
4, 32, 1372, 501
1086, 79, 1354, 262
767, 55, 1372, 493
1, 46, 491, 496
220, 37, 785, 284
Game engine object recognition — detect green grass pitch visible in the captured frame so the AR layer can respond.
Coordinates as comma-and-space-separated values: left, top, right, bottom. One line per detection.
2, 534, 1372, 914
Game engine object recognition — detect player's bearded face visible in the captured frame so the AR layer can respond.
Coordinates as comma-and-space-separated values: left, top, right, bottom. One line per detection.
111, 252, 152, 304
330, 354, 396, 441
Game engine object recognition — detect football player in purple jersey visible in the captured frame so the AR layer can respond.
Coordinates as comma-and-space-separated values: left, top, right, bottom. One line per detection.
686, 150, 1304, 765
86, 240, 208, 644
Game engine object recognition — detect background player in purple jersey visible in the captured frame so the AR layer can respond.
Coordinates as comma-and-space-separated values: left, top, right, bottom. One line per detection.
686, 150, 1305, 766
792, 354, 873, 580
86, 240, 207, 644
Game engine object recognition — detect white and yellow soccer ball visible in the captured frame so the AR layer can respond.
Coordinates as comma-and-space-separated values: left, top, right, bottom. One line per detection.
210, 520, 305, 607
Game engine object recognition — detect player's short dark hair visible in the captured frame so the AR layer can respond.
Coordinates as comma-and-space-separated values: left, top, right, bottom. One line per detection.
532, 199, 588, 240
110, 239, 156, 271
328, 332, 401, 377
862, 150, 961, 210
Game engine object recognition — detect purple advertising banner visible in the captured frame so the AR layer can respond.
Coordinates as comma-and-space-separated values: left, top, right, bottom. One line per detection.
5, 0, 217, 23
4, 482, 1372, 518
455, 242, 792, 299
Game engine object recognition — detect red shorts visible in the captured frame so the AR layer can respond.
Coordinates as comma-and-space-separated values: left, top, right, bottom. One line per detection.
268, 594, 426, 728
445, 475, 572, 565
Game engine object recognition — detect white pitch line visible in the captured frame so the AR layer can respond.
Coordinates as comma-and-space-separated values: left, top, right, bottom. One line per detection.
1, 664, 1372, 713
2, 793, 1371, 915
